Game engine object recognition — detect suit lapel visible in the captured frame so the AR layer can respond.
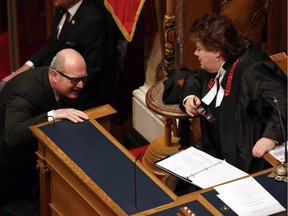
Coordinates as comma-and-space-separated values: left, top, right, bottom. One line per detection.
56, 1, 86, 45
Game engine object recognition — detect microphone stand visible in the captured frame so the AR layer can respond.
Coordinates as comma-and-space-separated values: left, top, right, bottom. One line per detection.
134, 153, 141, 209
268, 97, 287, 182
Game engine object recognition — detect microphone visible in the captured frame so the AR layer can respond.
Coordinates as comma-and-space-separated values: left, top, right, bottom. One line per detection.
134, 153, 141, 209
193, 97, 216, 123
273, 96, 287, 163
197, 106, 216, 123
268, 96, 287, 182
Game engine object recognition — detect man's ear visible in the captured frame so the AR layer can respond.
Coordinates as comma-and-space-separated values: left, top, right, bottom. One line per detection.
51, 69, 57, 78
51, 69, 60, 84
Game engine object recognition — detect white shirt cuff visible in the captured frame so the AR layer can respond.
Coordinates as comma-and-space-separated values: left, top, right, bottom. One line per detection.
25, 61, 35, 68
183, 95, 196, 107
47, 110, 55, 121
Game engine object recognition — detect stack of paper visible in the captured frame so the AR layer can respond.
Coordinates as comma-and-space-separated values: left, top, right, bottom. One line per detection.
214, 177, 286, 215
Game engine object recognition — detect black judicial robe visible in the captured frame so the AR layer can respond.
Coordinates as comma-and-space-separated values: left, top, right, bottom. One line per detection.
180, 43, 287, 174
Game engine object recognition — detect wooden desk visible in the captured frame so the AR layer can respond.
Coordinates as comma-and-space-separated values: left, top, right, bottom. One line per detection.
270, 52, 287, 75
133, 167, 287, 216
29, 104, 227, 216
29, 104, 286, 216
30, 104, 177, 216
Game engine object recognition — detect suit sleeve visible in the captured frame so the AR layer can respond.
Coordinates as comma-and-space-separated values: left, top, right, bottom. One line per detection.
79, 14, 106, 81
256, 62, 287, 143
4, 93, 48, 148
179, 69, 206, 111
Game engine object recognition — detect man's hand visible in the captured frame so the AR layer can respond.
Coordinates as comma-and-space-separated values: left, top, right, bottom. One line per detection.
2, 73, 16, 82
252, 137, 277, 158
54, 108, 89, 123
2, 64, 31, 82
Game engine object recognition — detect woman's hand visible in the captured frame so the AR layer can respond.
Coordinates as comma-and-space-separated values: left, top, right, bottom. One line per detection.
252, 137, 277, 158
185, 96, 201, 117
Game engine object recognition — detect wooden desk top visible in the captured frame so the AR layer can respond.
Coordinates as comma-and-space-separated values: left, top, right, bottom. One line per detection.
133, 167, 287, 215
270, 52, 287, 75
30, 105, 177, 215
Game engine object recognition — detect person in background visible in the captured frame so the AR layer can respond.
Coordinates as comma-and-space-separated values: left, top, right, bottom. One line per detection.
1, 0, 118, 110
0, 49, 89, 212
180, 13, 287, 174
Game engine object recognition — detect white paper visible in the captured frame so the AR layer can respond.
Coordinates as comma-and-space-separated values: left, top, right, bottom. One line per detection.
214, 177, 286, 216
156, 146, 222, 177
269, 142, 287, 163
156, 146, 248, 188
188, 160, 248, 188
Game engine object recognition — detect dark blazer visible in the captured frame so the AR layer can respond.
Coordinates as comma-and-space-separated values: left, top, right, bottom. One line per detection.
0, 67, 58, 201
0, 67, 57, 167
180, 43, 287, 173
30, 0, 118, 110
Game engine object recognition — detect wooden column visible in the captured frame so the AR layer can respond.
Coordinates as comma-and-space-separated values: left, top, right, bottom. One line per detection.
163, 0, 175, 77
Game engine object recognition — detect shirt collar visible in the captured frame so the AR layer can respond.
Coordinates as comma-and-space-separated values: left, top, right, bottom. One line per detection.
54, 91, 61, 102
218, 61, 226, 76
67, 0, 83, 17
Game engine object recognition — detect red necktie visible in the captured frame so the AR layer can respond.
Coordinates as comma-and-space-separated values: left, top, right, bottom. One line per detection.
59, 10, 71, 39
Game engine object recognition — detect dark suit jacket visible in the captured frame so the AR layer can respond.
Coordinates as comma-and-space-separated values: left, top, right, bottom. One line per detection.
0, 67, 57, 168
180, 43, 287, 173
0, 67, 58, 200
30, 0, 118, 110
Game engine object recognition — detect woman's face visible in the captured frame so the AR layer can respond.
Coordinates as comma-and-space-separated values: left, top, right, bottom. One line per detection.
194, 40, 223, 73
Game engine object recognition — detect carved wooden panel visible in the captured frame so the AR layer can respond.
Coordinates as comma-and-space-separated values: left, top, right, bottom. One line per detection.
15, 0, 48, 65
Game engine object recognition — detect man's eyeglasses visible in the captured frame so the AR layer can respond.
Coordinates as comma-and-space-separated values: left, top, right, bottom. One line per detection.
54, 69, 87, 85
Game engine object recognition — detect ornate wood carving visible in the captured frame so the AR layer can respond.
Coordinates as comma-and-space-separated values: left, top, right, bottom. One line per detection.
220, 0, 271, 46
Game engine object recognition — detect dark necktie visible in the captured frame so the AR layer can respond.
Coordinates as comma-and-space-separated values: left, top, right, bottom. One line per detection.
57, 97, 66, 108
59, 10, 71, 39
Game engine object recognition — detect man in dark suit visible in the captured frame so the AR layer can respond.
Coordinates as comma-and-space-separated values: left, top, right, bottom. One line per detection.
0, 48, 89, 210
2, 0, 118, 110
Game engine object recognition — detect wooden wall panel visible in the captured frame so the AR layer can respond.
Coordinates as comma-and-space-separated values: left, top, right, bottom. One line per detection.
182, 0, 287, 70
0, 0, 8, 33
183, 0, 214, 70
265, 0, 287, 55
14, 0, 48, 67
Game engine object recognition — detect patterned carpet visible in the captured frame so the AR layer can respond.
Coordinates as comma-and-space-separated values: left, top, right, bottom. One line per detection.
0, 31, 10, 80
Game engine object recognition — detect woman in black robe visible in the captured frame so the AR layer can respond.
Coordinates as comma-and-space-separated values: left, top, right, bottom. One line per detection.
180, 13, 287, 174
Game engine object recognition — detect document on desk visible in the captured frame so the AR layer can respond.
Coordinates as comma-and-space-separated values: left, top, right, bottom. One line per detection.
269, 142, 286, 163
214, 177, 286, 216
155, 146, 248, 189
